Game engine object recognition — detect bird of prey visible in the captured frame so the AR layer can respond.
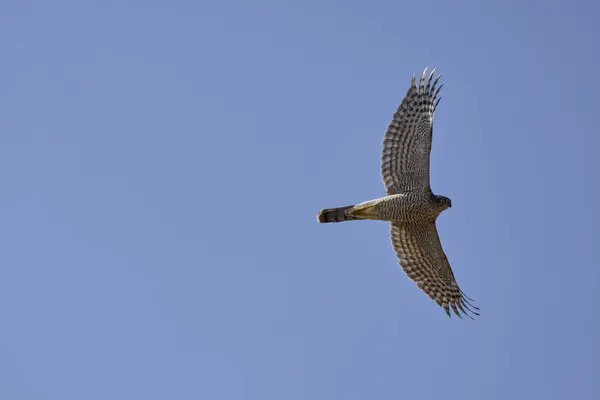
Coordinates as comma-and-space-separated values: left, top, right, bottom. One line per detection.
317, 68, 478, 319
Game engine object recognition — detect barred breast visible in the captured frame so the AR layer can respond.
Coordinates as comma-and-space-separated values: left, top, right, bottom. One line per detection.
375, 193, 433, 222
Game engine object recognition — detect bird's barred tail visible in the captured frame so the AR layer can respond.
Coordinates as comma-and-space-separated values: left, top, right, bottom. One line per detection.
317, 205, 359, 223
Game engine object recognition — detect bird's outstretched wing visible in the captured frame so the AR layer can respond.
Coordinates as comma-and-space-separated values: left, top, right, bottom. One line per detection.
381, 67, 442, 194
389, 221, 478, 318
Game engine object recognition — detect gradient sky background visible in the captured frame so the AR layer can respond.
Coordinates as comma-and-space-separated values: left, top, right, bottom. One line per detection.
1, 1, 599, 399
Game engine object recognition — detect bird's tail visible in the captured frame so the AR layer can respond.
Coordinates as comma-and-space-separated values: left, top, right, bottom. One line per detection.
317, 205, 358, 223
317, 201, 378, 223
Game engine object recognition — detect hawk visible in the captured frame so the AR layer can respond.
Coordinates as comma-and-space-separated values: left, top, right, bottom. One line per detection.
317, 68, 478, 319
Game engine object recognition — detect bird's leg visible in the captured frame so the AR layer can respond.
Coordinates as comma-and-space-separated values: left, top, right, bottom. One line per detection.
346, 200, 380, 220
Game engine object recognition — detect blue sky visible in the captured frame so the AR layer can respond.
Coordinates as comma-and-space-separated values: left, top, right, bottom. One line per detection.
1, 0, 599, 399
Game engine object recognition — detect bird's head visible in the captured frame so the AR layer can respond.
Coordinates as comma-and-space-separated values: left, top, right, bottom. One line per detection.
434, 195, 452, 211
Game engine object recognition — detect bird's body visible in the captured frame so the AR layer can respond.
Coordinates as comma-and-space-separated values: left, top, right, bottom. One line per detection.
317, 68, 478, 318
318, 191, 445, 223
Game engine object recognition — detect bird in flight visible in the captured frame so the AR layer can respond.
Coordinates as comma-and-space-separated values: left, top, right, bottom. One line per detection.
317, 68, 478, 319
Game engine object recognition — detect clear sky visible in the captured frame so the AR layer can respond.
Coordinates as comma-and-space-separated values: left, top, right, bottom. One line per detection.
1, 0, 599, 399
